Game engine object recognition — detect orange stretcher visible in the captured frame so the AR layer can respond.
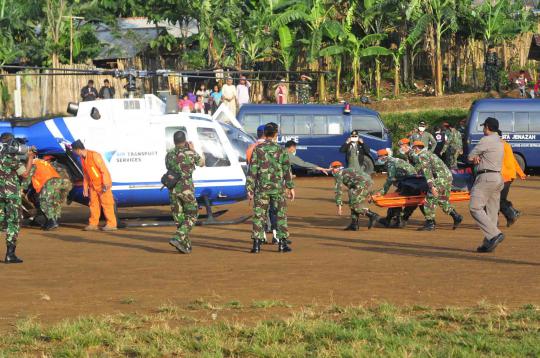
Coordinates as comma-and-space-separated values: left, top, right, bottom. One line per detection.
372, 191, 470, 208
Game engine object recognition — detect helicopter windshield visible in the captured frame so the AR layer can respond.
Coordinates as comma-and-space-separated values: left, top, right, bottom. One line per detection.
219, 123, 254, 163
197, 127, 231, 167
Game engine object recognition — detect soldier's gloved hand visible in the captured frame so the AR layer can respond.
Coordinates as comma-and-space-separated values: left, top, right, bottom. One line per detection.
287, 188, 295, 201
83, 187, 89, 197
247, 191, 253, 200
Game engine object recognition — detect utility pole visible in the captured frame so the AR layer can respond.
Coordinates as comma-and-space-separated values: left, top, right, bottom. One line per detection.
62, 16, 84, 65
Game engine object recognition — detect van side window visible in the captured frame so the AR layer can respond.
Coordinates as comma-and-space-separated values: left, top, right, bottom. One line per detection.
530, 112, 540, 131
243, 114, 260, 135
280, 115, 295, 135
477, 112, 513, 132
514, 112, 529, 132
351, 115, 383, 138
327, 116, 344, 134
312, 115, 327, 134
295, 115, 311, 135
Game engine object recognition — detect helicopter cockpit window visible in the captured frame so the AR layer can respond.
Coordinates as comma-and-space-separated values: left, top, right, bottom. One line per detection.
165, 126, 187, 151
197, 127, 231, 167
220, 123, 253, 163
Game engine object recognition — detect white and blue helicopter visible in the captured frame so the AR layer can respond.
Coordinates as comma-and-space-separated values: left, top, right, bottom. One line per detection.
0, 70, 257, 226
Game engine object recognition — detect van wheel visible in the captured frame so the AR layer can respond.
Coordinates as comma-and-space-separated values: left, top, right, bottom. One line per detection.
514, 154, 526, 173
363, 157, 375, 174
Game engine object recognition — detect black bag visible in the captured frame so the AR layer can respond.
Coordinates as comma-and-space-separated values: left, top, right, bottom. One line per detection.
160, 170, 181, 190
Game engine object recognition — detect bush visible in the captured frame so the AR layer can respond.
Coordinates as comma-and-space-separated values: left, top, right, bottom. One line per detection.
381, 108, 468, 146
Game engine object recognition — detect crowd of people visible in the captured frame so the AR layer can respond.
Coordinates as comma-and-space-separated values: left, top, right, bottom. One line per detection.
79, 75, 314, 114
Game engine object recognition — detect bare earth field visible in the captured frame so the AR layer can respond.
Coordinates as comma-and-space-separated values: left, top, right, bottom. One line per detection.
1, 175, 539, 331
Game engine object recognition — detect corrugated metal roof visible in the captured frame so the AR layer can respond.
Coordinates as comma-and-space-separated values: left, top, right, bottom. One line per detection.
94, 17, 198, 61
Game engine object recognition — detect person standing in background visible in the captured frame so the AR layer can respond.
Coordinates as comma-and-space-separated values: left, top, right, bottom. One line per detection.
409, 121, 437, 152
275, 79, 288, 104
440, 122, 463, 170
236, 76, 251, 108
196, 84, 211, 113
433, 126, 446, 159
297, 74, 312, 104
339, 130, 371, 173
221, 77, 237, 114
178, 94, 194, 113
468, 117, 504, 253
210, 84, 222, 113
81, 80, 98, 102
193, 95, 206, 114
98, 79, 115, 99
484, 45, 500, 92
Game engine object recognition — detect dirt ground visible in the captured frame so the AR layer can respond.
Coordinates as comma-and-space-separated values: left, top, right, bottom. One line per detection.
1, 175, 539, 331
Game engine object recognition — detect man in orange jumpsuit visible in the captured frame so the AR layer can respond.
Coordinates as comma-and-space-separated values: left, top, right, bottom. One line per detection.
71, 140, 117, 231
499, 131, 526, 227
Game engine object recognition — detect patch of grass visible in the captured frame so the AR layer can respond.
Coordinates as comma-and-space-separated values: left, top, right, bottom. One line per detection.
1, 304, 539, 357
156, 303, 178, 314
120, 297, 136, 305
186, 298, 220, 310
381, 108, 468, 146
224, 300, 243, 309
250, 300, 292, 309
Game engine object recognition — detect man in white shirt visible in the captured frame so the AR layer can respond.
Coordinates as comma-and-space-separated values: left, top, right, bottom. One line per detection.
236, 76, 251, 108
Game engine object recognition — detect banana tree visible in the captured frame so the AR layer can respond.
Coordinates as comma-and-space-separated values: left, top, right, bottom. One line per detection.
275, 25, 295, 81
319, 20, 347, 100
273, 0, 336, 101
359, 45, 392, 99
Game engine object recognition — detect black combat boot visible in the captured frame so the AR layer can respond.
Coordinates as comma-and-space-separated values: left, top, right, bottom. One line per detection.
449, 210, 463, 230
366, 210, 380, 230
501, 202, 520, 227
477, 233, 505, 253
5, 244, 23, 264
278, 239, 292, 253
417, 219, 436, 231
390, 215, 403, 228
344, 217, 359, 231
43, 219, 59, 231
250, 239, 261, 253
378, 208, 397, 228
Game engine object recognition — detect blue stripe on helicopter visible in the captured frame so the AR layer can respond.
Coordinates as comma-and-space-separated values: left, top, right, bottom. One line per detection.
111, 179, 244, 186
53, 117, 75, 142
70, 184, 246, 207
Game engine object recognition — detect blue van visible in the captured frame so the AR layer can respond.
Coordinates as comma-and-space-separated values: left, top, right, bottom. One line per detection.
464, 99, 540, 170
237, 104, 392, 172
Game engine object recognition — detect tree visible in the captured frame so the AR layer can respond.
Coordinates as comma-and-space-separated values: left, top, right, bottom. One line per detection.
319, 20, 347, 99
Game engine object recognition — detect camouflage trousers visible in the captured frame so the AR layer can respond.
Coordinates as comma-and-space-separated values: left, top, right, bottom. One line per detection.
443, 147, 460, 170
0, 197, 21, 245
349, 185, 371, 219
484, 68, 499, 92
423, 178, 454, 220
252, 192, 287, 241
169, 190, 198, 247
40, 178, 72, 221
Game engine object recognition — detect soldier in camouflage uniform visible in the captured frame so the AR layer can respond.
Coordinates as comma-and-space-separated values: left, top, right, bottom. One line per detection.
484, 45, 500, 92
297, 75, 312, 104
23, 157, 72, 230
375, 149, 417, 228
330, 161, 380, 231
166, 131, 205, 254
409, 121, 437, 152
411, 141, 463, 231
246, 122, 294, 253
0, 132, 34, 264
440, 122, 463, 170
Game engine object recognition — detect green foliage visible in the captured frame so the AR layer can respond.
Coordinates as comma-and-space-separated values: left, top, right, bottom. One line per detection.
381, 108, 468, 145
1, 304, 539, 357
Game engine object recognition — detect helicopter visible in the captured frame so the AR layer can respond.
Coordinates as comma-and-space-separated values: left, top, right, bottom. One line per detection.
0, 66, 325, 226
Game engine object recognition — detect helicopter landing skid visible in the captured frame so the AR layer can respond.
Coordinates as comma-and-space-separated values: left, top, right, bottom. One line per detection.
119, 197, 251, 228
